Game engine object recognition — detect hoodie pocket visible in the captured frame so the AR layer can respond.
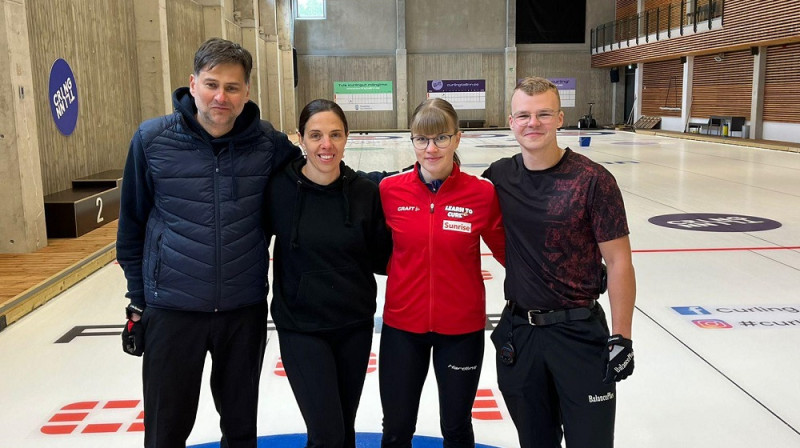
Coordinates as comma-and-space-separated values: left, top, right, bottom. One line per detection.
295, 264, 376, 325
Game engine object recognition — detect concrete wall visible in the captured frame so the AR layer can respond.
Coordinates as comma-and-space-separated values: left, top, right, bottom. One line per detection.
294, 0, 620, 129
0, 0, 47, 253
405, 0, 506, 53
0, 0, 293, 253
294, 0, 396, 54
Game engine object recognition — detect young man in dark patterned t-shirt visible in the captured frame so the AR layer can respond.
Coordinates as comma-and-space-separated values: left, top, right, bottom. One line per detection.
483, 77, 636, 448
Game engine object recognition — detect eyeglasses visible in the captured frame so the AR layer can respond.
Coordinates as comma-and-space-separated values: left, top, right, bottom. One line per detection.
511, 110, 560, 126
410, 134, 455, 150
304, 131, 347, 143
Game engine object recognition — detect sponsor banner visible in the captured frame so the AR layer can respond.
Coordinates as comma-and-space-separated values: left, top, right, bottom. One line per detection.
672, 305, 800, 329
649, 214, 781, 232
427, 79, 486, 110
549, 77, 576, 108
334, 81, 393, 111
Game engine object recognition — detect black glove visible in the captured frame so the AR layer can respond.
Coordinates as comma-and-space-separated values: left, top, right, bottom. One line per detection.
603, 334, 634, 384
122, 303, 145, 356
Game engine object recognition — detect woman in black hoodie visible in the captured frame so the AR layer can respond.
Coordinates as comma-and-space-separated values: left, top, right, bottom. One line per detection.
266, 99, 392, 448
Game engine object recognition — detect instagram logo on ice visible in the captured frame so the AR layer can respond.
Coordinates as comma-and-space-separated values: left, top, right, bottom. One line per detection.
692, 319, 733, 329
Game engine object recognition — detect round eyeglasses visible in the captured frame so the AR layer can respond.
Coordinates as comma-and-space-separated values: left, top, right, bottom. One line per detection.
511, 110, 560, 126
410, 134, 455, 150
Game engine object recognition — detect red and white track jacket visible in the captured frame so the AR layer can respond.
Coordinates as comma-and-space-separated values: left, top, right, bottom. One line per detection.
379, 163, 505, 335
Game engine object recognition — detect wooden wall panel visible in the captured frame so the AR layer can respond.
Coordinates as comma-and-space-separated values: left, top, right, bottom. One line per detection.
27, 0, 141, 195
764, 43, 800, 123
690, 50, 752, 119
296, 56, 397, 131
517, 51, 611, 127
616, 0, 637, 21
641, 58, 683, 117
593, 0, 800, 68
166, 0, 204, 91
408, 53, 505, 128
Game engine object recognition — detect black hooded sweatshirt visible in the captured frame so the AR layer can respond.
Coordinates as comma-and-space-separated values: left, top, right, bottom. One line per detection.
266, 157, 392, 332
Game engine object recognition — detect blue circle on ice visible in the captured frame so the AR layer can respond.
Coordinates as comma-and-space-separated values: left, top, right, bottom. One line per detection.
189, 433, 503, 447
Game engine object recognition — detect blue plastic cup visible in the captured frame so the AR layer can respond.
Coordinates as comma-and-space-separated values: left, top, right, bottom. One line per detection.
579, 136, 591, 147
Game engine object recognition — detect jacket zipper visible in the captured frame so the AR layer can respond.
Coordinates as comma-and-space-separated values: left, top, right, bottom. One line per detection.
153, 234, 163, 300
428, 196, 435, 331
214, 157, 222, 311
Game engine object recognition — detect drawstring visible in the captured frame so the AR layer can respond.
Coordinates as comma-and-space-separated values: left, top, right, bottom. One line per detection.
290, 180, 305, 249
228, 142, 237, 201
342, 175, 352, 227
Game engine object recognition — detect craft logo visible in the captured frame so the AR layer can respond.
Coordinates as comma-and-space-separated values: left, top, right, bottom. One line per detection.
648, 213, 781, 232
692, 319, 733, 329
397, 206, 419, 212
443, 220, 472, 233
41, 400, 143, 435
472, 389, 504, 421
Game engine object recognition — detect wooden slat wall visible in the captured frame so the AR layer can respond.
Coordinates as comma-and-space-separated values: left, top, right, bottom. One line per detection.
296, 56, 397, 131
408, 53, 505, 128
691, 50, 752, 119
643, 0, 679, 36
166, 0, 204, 91
764, 43, 800, 123
27, 0, 141, 195
594, 1, 800, 68
616, 0, 637, 21
642, 59, 683, 117
644, 0, 672, 9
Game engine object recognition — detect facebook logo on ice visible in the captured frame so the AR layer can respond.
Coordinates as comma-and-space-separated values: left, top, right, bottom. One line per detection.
672, 306, 711, 315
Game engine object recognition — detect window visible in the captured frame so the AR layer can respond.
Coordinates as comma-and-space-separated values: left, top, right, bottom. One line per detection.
516, 0, 585, 44
294, 0, 325, 20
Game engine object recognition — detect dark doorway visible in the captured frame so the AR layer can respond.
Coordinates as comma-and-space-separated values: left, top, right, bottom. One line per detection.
624, 65, 636, 124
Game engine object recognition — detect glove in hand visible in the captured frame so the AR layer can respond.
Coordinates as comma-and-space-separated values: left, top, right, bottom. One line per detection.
122, 318, 145, 357
603, 334, 633, 384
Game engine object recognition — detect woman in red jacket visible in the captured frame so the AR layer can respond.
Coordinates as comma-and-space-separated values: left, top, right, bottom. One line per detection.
378, 98, 505, 447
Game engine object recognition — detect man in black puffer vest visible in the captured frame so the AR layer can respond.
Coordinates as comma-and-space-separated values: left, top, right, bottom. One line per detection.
116, 38, 299, 448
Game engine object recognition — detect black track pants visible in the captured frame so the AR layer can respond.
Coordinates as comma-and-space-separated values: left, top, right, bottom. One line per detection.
141, 302, 268, 448
491, 304, 616, 448
379, 324, 484, 448
278, 324, 373, 448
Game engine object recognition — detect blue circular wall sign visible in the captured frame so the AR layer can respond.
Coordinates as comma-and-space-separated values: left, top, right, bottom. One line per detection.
48, 58, 79, 136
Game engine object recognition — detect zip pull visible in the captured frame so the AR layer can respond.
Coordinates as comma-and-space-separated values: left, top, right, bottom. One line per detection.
430, 203, 434, 213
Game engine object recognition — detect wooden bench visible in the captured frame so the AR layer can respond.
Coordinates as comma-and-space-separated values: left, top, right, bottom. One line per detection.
71, 169, 124, 189
43, 170, 123, 238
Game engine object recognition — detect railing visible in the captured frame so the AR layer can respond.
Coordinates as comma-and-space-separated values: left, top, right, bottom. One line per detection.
591, 0, 724, 53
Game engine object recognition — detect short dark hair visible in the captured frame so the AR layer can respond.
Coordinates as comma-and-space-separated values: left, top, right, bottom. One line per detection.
298, 99, 349, 137
193, 38, 253, 82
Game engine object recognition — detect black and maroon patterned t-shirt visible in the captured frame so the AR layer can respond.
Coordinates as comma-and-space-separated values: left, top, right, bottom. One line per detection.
483, 149, 629, 310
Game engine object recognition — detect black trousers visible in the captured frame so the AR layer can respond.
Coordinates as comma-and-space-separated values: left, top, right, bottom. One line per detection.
491, 304, 616, 448
140, 302, 268, 448
379, 324, 484, 448
277, 324, 373, 448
